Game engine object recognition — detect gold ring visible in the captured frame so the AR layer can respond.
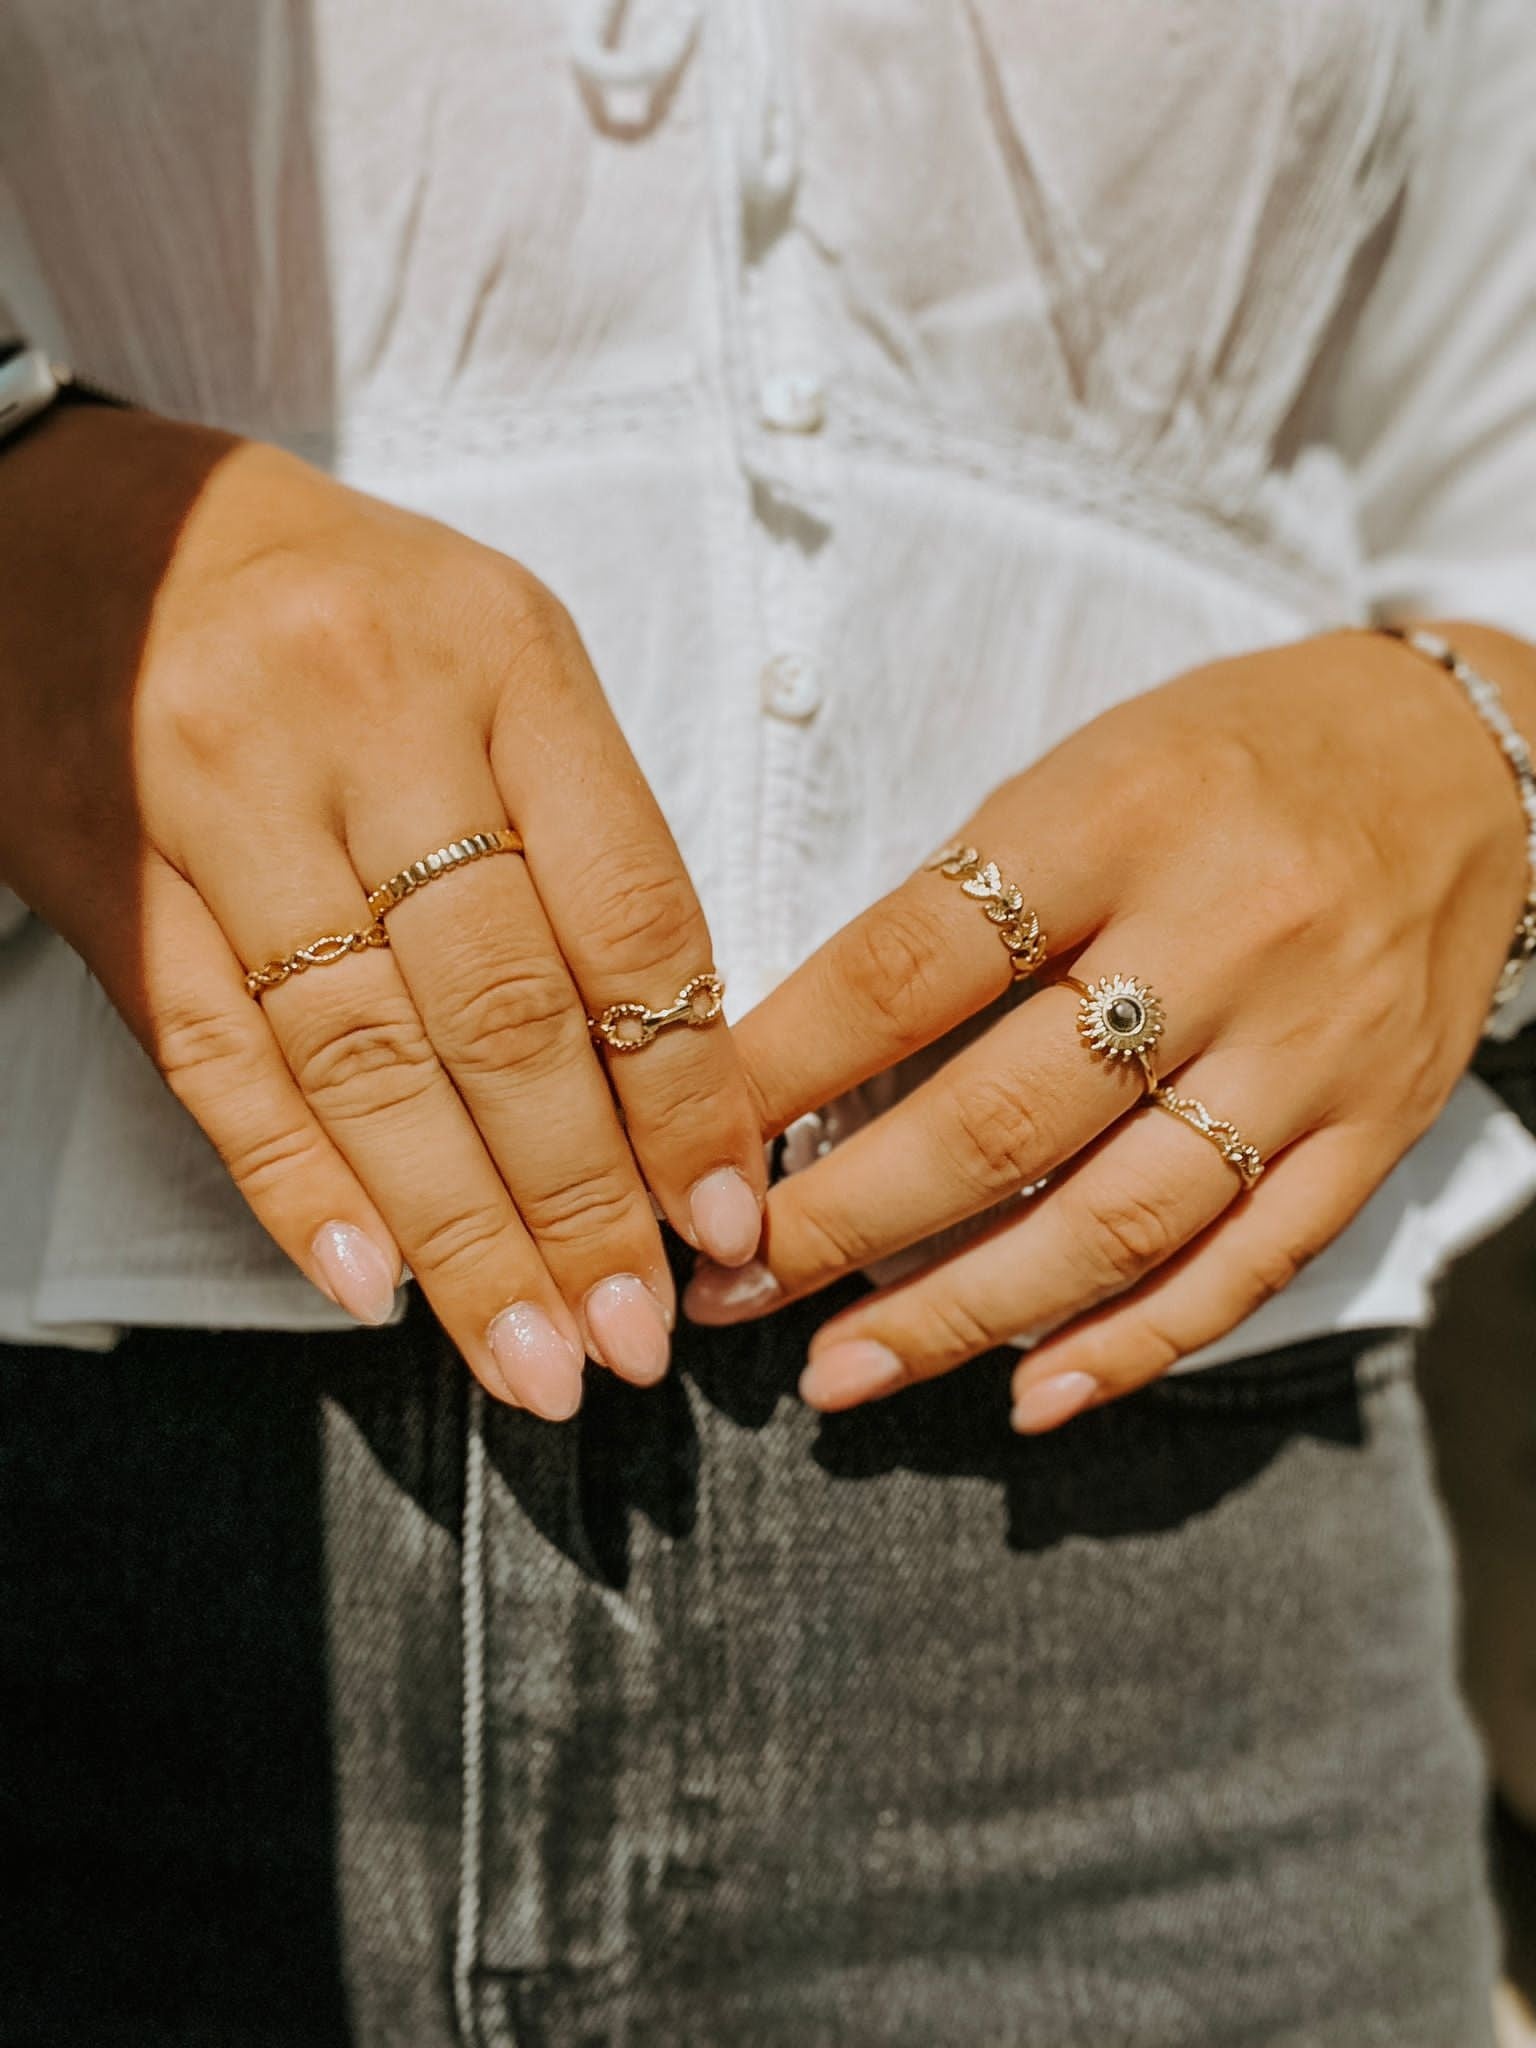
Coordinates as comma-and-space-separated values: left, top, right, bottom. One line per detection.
366, 827, 525, 921
244, 920, 389, 999
1150, 1088, 1265, 1190
589, 972, 725, 1053
924, 843, 1048, 978
1060, 973, 1165, 1094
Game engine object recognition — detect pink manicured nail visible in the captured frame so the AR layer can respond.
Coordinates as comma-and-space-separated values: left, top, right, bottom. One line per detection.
1011, 1370, 1099, 1434
687, 1167, 763, 1266
311, 1221, 397, 1326
683, 1257, 782, 1326
799, 1339, 907, 1410
585, 1274, 672, 1386
487, 1303, 585, 1419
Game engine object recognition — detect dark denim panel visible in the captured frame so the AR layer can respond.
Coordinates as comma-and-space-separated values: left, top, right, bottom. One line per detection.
459, 1312, 1497, 2048
0, 1325, 355, 2048
0, 1299, 1501, 2048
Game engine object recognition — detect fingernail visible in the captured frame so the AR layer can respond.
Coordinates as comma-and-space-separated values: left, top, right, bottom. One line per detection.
487, 1303, 585, 1420
683, 1257, 782, 1326
311, 1220, 397, 1326
799, 1339, 907, 1410
1011, 1370, 1099, 1434
584, 1274, 672, 1386
687, 1166, 762, 1266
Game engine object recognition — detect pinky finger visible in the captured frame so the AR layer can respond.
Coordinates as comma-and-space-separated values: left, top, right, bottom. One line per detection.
118, 856, 404, 1326
1007, 1123, 1389, 1430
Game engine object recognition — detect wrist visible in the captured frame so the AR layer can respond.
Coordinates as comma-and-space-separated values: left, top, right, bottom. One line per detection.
1379, 619, 1536, 1024
0, 404, 238, 702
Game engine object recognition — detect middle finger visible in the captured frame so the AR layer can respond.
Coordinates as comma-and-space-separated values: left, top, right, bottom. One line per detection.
346, 761, 677, 1385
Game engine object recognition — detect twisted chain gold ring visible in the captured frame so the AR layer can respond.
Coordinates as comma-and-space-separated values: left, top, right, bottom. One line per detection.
1059, 973, 1166, 1095
589, 972, 726, 1053
244, 920, 390, 999
924, 844, 1048, 978
1150, 1088, 1265, 1190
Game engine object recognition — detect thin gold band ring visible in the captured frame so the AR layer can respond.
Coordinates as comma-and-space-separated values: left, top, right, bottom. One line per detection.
366, 827, 525, 921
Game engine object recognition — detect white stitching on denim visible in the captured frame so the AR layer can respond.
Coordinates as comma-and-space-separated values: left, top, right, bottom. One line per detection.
453, 1381, 490, 2047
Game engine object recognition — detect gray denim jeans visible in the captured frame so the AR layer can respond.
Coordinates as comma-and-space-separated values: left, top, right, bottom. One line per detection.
0, 1284, 1499, 2048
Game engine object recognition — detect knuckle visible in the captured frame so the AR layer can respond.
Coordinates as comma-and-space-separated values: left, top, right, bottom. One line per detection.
1246, 839, 1341, 953
258, 556, 390, 677
834, 896, 952, 1045
515, 1168, 649, 1253
151, 647, 257, 770
218, 1118, 333, 1204
774, 1194, 875, 1282
434, 961, 580, 1079
290, 1000, 440, 1120
1058, 1316, 1182, 1388
409, 1200, 516, 1283
1077, 1182, 1178, 1294
154, 999, 260, 1096
586, 861, 701, 974
911, 1292, 999, 1370
1245, 1237, 1311, 1308
487, 570, 586, 695
938, 1070, 1043, 1198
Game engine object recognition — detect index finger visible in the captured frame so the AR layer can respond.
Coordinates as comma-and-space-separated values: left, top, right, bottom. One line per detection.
732, 800, 1103, 1139
488, 597, 767, 1265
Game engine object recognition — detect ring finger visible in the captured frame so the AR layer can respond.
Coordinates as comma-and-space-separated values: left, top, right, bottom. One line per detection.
346, 764, 677, 1386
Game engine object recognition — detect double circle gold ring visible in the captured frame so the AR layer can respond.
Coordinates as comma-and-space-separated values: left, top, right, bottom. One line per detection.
589, 972, 725, 1053
1061, 973, 1165, 1094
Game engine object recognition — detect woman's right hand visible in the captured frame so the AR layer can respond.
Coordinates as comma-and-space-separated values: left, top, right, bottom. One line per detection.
0, 405, 765, 1415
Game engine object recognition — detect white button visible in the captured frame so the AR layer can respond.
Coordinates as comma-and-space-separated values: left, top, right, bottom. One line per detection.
760, 651, 822, 722
758, 370, 826, 433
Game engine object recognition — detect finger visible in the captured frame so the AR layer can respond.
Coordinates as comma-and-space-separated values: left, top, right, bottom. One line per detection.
732, 781, 1111, 1139
1007, 1122, 1387, 1428
345, 760, 675, 1387
792, 1052, 1298, 1411
686, 921, 1228, 1324
121, 855, 403, 1324
198, 826, 590, 1418
487, 618, 766, 1264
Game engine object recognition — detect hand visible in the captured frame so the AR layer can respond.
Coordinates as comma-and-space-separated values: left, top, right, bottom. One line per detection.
0, 407, 765, 1414
685, 626, 1536, 1430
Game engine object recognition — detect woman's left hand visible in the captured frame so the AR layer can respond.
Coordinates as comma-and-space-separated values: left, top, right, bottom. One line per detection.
683, 625, 1536, 1431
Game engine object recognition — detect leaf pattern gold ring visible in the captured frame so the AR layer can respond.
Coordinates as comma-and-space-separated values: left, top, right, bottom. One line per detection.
924, 843, 1048, 978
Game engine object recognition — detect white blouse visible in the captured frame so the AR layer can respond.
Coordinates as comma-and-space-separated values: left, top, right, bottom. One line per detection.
2, 0, 1535, 1362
